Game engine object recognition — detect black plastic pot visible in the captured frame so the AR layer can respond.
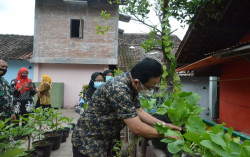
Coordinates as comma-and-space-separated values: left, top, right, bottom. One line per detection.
68, 123, 75, 130
32, 140, 52, 157
45, 133, 62, 150
56, 128, 67, 143
151, 113, 173, 156
64, 127, 70, 138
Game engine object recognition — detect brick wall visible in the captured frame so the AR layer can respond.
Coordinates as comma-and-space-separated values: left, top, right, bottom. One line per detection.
31, 0, 119, 64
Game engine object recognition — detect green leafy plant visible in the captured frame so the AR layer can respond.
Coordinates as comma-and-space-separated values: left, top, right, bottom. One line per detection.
22, 107, 48, 143
45, 108, 65, 133
0, 118, 27, 157
156, 91, 203, 127
114, 68, 123, 76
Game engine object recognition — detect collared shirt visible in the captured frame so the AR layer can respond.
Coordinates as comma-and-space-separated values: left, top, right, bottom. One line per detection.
0, 77, 14, 119
72, 72, 140, 157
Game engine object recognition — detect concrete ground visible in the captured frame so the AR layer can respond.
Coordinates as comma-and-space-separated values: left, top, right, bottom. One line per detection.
50, 108, 80, 157
50, 108, 167, 157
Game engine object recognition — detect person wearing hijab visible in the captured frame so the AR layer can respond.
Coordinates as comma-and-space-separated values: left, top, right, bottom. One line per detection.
103, 70, 114, 82
11, 67, 36, 124
36, 75, 52, 109
85, 72, 104, 103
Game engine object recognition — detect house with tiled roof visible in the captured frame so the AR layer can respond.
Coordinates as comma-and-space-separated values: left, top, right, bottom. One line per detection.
0, 34, 34, 82
117, 33, 181, 72
176, 0, 250, 134
27, 0, 130, 107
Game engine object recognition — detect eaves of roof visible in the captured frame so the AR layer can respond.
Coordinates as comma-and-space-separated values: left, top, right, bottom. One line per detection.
176, 42, 250, 72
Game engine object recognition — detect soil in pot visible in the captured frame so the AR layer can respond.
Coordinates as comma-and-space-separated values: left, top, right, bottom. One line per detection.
45, 133, 62, 150
56, 129, 67, 143
32, 140, 52, 157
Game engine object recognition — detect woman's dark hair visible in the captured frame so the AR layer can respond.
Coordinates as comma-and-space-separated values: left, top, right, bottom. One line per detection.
130, 58, 163, 84
86, 72, 104, 100
103, 70, 113, 77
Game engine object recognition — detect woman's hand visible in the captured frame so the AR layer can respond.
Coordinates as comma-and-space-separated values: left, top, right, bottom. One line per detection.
18, 83, 27, 91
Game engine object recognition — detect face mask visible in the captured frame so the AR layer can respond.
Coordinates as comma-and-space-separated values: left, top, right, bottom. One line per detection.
105, 76, 113, 82
0, 68, 7, 77
139, 89, 154, 96
137, 81, 153, 96
21, 75, 27, 79
93, 81, 104, 88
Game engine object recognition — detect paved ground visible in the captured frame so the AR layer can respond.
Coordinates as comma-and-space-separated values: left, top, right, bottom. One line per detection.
50, 108, 80, 157
49, 108, 166, 157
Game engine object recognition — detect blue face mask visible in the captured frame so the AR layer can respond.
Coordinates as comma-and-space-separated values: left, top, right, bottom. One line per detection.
105, 76, 113, 82
93, 81, 104, 88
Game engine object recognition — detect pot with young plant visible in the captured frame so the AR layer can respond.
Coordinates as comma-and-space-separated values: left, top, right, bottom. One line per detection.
63, 116, 75, 137
29, 107, 52, 157
0, 117, 28, 157
56, 116, 70, 143
44, 108, 63, 150
155, 91, 250, 157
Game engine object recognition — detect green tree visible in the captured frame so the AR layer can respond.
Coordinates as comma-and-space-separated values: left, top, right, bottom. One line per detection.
110, 0, 225, 95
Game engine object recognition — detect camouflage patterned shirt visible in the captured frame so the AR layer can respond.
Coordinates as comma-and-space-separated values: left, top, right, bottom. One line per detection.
0, 77, 14, 119
72, 72, 140, 157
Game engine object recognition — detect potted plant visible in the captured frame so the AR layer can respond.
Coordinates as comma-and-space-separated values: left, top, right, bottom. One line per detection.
63, 116, 75, 137
27, 107, 53, 157
154, 91, 250, 157
0, 117, 27, 157
43, 108, 63, 150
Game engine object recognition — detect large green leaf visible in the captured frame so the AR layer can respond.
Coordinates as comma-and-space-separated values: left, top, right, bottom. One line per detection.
200, 140, 230, 157
184, 92, 200, 105
211, 123, 225, 134
186, 116, 206, 134
2, 147, 25, 157
167, 140, 184, 154
160, 138, 175, 144
223, 133, 231, 144
210, 133, 226, 149
228, 141, 242, 156
242, 140, 250, 146
156, 107, 168, 115
182, 144, 193, 154
240, 146, 250, 157
184, 132, 201, 144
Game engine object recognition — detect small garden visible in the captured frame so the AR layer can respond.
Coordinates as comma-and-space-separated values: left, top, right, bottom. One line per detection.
139, 91, 250, 157
0, 107, 75, 157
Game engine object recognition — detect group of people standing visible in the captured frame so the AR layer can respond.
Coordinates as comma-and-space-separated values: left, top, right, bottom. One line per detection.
0, 59, 52, 123
84, 70, 114, 103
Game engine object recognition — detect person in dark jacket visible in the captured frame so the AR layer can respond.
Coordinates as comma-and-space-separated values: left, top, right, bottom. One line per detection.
85, 72, 104, 103
11, 67, 36, 125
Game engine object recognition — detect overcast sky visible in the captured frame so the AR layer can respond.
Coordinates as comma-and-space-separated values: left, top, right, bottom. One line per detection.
0, 0, 188, 40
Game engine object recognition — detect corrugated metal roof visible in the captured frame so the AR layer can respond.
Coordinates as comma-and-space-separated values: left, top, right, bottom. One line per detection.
0, 34, 33, 60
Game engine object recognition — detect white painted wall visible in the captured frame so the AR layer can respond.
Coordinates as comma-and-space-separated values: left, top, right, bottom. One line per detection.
33, 63, 108, 108
180, 77, 210, 120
